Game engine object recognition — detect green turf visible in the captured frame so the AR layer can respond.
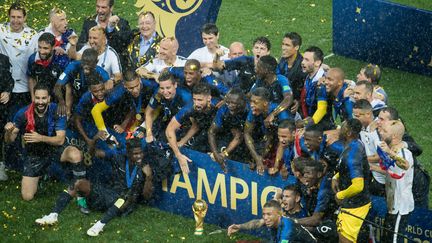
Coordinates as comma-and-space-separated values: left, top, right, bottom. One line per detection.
0, 0, 431, 242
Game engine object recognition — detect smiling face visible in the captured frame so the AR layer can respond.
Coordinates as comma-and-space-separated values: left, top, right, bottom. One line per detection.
9, 9, 26, 32
193, 94, 211, 111
124, 78, 141, 98
88, 28, 105, 53
278, 127, 295, 148
158, 79, 177, 100
34, 89, 50, 114
127, 147, 144, 166
302, 166, 320, 188
281, 37, 298, 59
250, 95, 267, 116
183, 64, 201, 87
38, 41, 54, 60
51, 12, 68, 34
201, 32, 219, 50
90, 83, 106, 101
225, 93, 245, 115
138, 13, 156, 40
96, 0, 112, 22
303, 131, 322, 152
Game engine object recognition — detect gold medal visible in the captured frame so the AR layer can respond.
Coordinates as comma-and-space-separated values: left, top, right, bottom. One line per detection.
136, 114, 142, 121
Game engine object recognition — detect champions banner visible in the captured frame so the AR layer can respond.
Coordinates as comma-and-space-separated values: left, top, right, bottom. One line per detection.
154, 148, 432, 242
135, 0, 222, 57
333, 0, 432, 76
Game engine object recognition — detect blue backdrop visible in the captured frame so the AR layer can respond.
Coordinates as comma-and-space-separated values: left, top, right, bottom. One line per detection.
333, 0, 432, 76
153, 148, 432, 242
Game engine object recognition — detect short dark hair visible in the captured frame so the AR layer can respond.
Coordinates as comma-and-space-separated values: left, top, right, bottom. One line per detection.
124, 69, 139, 82
201, 23, 218, 36
346, 118, 363, 137
33, 82, 50, 94
284, 32, 302, 47
253, 36, 271, 51
185, 59, 201, 71
304, 124, 323, 137
38, 32, 56, 47
158, 69, 175, 84
226, 87, 247, 108
302, 157, 324, 172
251, 87, 271, 102
9, 2, 26, 16
380, 107, 399, 120
97, 0, 115, 7
81, 48, 99, 66
263, 200, 282, 211
192, 82, 211, 96
87, 71, 104, 86
356, 80, 373, 95
278, 120, 296, 132
283, 184, 302, 197
126, 137, 142, 150
353, 99, 372, 111
304, 46, 324, 63
258, 55, 278, 73
362, 64, 381, 85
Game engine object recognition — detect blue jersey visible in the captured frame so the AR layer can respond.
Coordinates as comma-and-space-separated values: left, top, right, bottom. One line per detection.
149, 87, 193, 124
213, 104, 249, 131
27, 52, 69, 92
337, 139, 370, 208
277, 54, 306, 100
175, 104, 217, 131
13, 103, 66, 156
282, 145, 295, 174
332, 83, 354, 122
56, 61, 110, 100
247, 103, 291, 135
224, 55, 256, 93
269, 216, 316, 242
251, 74, 292, 104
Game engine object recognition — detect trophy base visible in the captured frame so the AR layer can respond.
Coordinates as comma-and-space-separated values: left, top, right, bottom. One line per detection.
194, 229, 204, 236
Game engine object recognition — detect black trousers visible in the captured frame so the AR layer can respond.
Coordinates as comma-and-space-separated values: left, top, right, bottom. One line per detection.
382, 212, 410, 243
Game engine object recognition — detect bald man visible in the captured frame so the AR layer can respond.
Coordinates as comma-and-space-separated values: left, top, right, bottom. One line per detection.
324, 67, 354, 122
136, 37, 186, 79
378, 120, 414, 243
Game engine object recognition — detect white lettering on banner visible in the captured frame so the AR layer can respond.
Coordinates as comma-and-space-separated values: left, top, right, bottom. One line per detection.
161, 167, 281, 215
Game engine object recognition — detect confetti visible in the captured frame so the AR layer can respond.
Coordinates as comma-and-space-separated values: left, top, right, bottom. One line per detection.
310, 3, 316, 7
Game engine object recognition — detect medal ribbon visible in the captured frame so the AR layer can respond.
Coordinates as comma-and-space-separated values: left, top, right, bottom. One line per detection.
125, 159, 138, 188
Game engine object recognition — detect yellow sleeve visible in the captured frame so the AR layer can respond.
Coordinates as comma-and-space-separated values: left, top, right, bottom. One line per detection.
336, 178, 364, 200
312, 100, 328, 124
91, 101, 110, 131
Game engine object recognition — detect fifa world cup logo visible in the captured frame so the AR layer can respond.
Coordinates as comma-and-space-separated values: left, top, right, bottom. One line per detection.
135, 0, 203, 38
192, 199, 208, 236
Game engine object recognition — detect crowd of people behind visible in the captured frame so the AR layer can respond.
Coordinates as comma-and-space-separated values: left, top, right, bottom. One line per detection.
0, 1, 430, 242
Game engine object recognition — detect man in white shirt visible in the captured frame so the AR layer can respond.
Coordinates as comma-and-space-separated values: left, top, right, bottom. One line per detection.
352, 99, 386, 197
136, 37, 186, 80
0, 3, 38, 110
70, 26, 121, 86
188, 23, 228, 63
379, 120, 414, 243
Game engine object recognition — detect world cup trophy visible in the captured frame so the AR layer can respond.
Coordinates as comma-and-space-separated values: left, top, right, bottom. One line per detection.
192, 199, 208, 235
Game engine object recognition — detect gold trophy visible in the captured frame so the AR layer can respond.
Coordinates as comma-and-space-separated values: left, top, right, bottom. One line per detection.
192, 199, 208, 236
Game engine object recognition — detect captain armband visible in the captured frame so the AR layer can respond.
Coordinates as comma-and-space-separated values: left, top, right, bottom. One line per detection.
114, 198, 125, 208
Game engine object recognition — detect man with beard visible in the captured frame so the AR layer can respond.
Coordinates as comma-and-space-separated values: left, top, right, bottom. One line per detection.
324, 68, 354, 122
27, 33, 69, 100
227, 200, 317, 242
298, 46, 333, 130
35, 137, 153, 237
378, 120, 414, 243
277, 32, 307, 102
274, 184, 308, 219
72, 26, 122, 84
352, 80, 386, 117
54, 48, 110, 117
40, 7, 76, 54
124, 11, 161, 69
332, 118, 371, 243
272, 120, 297, 178
213, 36, 271, 93
4, 83, 85, 201
165, 83, 216, 174
244, 88, 291, 175
0, 54, 14, 181
145, 71, 193, 143
77, 0, 131, 66
168, 59, 229, 98
208, 88, 248, 171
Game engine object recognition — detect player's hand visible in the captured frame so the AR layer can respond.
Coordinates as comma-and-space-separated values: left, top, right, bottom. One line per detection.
280, 165, 289, 180
145, 134, 154, 143
379, 141, 392, 154
256, 162, 265, 175
53, 46, 65, 55
324, 129, 340, 145
212, 152, 227, 173
57, 101, 68, 116
108, 15, 120, 28
113, 124, 124, 134
264, 113, 275, 128
227, 224, 240, 236
142, 164, 153, 178
0, 92, 11, 104
201, 67, 212, 77
290, 100, 299, 114
331, 177, 340, 194
104, 79, 114, 90
68, 34, 78, 46
268, 167, 278, 176
177, 153, 192, 174
95, 130, 109, 141
23, 131, 42, 143
4, 122, 16, 132
334, 194, 343, 205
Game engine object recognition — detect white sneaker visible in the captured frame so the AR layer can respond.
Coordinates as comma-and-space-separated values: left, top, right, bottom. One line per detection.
87, 221, 105, 236
35, 213, 58, 225
0, 162, 8, 181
